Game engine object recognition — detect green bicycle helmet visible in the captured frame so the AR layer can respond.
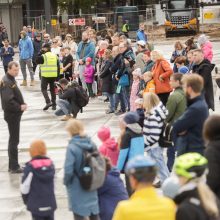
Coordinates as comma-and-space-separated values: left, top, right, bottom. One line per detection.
174, 153, 208, 179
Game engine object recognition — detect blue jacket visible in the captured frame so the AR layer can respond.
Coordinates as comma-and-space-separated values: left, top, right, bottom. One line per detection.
64, 135, 99, 216
0, 46, 14, 65
76, 40, 95, 65
173, 95, 209, 154
136, 29, 147, 42
98, 168, 128, 220
19, 36, 34, 60
21, 156, 57, 216
117, 124, 144, 172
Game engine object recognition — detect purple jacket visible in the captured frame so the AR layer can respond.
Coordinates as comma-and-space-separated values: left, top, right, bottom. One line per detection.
83, 64, 95, 83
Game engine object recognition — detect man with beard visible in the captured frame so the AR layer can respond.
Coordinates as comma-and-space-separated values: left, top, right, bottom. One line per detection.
173, 74, 209, 156
192, 49, 215, 111
76, 31, 95, 90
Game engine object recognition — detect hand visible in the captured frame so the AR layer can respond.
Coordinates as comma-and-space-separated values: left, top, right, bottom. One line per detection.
159, 75, 164, 82
124, 59, 129, 65
115, 76, 119, 81
21, 104, 27, 111
79, 59, 83, 65
178, 131, 187, 136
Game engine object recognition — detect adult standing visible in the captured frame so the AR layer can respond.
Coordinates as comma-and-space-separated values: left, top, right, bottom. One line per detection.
19, 31, 34, 86
197, 34, 213, 62
173, 74, 209, 156
192, 49, 215, 111
63, 34, 78, 60
36, 44, 60, 111
64, 119, 100, 220
43, 33, 52, 47
136, 23, 147, 42
32, 33, 43, 73
0, 62, 27, 173
135, 40, 146, 72
121, 20, 130, 38
151, 50, 173, 105
76, 31, 95, 90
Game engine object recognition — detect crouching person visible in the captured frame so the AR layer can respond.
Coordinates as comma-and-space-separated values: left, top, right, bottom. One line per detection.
55, 78, 80, 121
21, 140, 57, 220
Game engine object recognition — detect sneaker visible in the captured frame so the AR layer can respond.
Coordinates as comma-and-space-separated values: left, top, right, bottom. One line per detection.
153, 181, 161, 188
115, 110, 125, 116
43, 103, 52, 111
10, 167, 23, 174
61, 115, 72, 121
30, 80, 35, 86
104, 97, 109, 103
52, 105, 56, 110
20, 80, 27, 86
106, 110, 114, 114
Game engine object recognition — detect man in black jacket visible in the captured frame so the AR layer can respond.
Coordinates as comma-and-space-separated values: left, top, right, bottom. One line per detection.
0, 61, 27, 173
192, 49, 215, 111
55, 79, 80, 121
32, 33, 43, 73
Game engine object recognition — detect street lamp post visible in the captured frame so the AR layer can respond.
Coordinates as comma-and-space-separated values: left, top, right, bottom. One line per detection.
44, 0, 51, 34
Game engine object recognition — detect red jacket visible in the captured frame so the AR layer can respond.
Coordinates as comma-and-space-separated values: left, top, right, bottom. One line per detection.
152, 59, 173, 94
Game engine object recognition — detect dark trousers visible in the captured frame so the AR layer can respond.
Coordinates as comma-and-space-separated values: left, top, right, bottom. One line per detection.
125, 175, 133, 197
32, 60, 38, 73
167, 146, 176, 172
86, 83, 94, 97
32, 213, 54, 220
158, 92, 170, 106
74, 213, 100, 220
41, 77, 56, 106
4, 65, 8, 74
4, 113, 22, 170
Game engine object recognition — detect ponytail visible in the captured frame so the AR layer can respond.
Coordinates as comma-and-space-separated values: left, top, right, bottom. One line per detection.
197, 181, 219, 218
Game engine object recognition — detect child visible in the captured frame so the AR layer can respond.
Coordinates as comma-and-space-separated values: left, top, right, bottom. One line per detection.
130, 68, 141, 111
62, 47, 73, 81
98, 126, 119, 166
84, 57, 95, 97
135, 98, 145, 128
143, 71, 155, 95
21, 140, 57, 220
174, 56, 189, 74
0, 39, 14, 73
98, 157, 128, 220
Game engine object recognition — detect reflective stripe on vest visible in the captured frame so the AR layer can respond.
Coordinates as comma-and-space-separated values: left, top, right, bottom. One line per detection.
40, 52, 58, 78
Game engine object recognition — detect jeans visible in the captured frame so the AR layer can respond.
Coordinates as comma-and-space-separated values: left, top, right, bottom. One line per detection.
78, 65, 87, 90
147, 146, 170, 183
4, 112, 22, 170
55, 99, 71, 116
41, 77, 56, 105
86, 83, 94, 97
103, 92, 115, 111
19, 58, 34, 80
73, 213, 100, 220
115, 86, 127, 112
167, 146, 176, 172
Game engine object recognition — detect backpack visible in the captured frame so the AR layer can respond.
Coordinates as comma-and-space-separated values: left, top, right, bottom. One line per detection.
159, 122, 173, 148
69, 81, 89, 108
77, 148, 106, 191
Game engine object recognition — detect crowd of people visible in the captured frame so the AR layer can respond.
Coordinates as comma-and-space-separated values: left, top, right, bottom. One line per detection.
1, 21, 220, 220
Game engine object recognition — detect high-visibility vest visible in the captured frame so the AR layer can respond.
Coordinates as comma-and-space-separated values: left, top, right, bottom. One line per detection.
40, 52, 58, 78
122, 24, 129, 33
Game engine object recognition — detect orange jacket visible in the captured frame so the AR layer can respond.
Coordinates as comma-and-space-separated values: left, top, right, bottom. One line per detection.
143, 79, 156, 94
152, 59, 173, 94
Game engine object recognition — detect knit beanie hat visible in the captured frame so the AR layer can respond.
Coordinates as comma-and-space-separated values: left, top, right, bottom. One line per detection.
178, 66, 189, 74
198, 34, 208, 46
86, 57, 92, 63
97, 126, 111, 142
123, 112, 140, 124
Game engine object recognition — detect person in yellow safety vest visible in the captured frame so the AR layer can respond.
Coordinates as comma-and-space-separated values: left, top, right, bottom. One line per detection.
122, 20, 130, 38
36, 43, 60, 111
113, 155, 176, 220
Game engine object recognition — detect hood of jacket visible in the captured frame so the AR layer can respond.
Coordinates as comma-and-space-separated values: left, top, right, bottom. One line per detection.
104, 137, 118, 150
126, 123, 143, 134
202, 41, 212, 50
196, 59, 215, 71
150, 102, 168, 120
70, 135, 96, 151
29, 156, 55, 183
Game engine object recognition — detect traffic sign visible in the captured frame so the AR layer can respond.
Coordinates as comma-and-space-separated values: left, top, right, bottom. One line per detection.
69, 18, 86, 26
51, 19, 57, 26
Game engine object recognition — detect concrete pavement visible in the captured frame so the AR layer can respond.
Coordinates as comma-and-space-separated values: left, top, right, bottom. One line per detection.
0, 40, 220, 219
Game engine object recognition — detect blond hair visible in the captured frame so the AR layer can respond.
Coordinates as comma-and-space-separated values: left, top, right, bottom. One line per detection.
143, 71, 153, 78
143, 92, 160, 113
29, 139, 47, 158
66, 119, 85, 137
151, 50, 164, 60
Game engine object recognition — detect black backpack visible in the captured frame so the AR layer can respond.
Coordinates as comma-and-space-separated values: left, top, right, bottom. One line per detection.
69, 81, 89, 108
159, 122, 173, 148
76, 148, 106, 191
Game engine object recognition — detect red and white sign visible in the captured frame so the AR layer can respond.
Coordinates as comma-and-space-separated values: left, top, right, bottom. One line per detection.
69, 18, 86, 26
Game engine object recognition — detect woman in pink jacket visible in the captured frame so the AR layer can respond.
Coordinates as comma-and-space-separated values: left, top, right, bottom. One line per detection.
83, 57, 95, 97
198, 34, 213, 62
